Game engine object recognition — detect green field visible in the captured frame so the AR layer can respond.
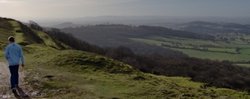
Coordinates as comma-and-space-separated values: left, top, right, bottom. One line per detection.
131, 35, 250, 63
173, 48, 250, 61
236, 64, 250, 68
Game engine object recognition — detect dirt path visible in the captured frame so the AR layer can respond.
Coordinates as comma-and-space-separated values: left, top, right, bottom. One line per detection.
0, 62, 27, 99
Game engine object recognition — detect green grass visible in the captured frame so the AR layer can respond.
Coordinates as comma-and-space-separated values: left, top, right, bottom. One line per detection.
35, 30, 63, 49
8, 21, 25, 44
208, 47, 236, 53
0, 51, 3, 61
151, 36, 221, 47
236, 64, 250, 68
172, 48, 250, 62
240, 48, 250, 55
0, 27, 14, 49
0, 19, 14, 60
21, 44, 250, 98
0, 20, 15, 60
130, 38, 163, 46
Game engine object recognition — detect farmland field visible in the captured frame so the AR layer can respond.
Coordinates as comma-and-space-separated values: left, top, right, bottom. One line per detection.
131, 35, 250, 63
237, 64, 250, 68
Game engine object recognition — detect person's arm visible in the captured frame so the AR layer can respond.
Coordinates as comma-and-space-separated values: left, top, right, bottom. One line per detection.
19, 46, 24, 66
4, 46, 9, 60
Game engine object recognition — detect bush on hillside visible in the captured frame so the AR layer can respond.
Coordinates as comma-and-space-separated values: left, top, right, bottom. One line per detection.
51, 51, 135, 74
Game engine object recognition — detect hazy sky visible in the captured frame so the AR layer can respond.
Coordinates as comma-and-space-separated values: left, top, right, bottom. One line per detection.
0, 0, 249, 20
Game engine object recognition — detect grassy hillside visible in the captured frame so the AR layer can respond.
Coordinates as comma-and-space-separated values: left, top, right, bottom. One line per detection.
0, 18, 13, 47
0, 18, 15, 60
23, 45, 250, 98
1, 18, 250, 98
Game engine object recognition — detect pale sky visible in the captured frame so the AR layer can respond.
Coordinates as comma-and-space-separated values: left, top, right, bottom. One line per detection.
0, 0, 249, 21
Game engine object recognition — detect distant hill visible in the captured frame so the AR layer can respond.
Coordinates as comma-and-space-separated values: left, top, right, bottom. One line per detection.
41, 16, 250, 27
178, 21, 250, 35
52, 22, 80, 29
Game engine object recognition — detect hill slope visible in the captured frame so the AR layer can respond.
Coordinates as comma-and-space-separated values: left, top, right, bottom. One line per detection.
0, 18, 250, 98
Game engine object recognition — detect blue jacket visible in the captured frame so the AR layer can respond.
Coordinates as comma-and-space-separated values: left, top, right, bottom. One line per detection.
4, 43, 24, 66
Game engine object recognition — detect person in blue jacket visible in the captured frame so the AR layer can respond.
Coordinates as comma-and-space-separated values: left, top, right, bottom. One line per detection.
4, 36, 24, 92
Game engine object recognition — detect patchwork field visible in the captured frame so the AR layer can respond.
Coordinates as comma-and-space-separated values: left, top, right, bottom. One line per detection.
131, 35, 250, 64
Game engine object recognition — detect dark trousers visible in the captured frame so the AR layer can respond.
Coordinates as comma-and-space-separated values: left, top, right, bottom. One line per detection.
9, 65, 19, 89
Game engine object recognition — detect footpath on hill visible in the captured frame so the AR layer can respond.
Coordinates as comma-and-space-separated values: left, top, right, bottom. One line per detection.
0, 62, 31, 99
